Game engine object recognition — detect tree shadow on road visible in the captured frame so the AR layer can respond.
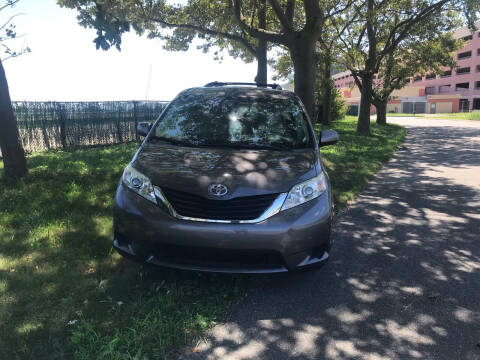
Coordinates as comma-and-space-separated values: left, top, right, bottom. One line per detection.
186, 124, 480, 360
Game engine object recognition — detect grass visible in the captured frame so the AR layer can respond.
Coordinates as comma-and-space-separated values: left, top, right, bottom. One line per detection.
426, 112, 480, 120
0, 116, 405, 359
383, 112, 424, 117
319, 116, 406, 208
382, 112, 480, 120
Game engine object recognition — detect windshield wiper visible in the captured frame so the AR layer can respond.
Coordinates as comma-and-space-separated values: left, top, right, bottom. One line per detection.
148, 136, 194, 147
205, 143, 292, 151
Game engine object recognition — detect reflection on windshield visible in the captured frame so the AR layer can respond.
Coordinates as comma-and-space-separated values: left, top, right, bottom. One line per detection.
150, 90, 312, 150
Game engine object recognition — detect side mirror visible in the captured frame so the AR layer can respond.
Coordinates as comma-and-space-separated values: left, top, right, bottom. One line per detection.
137, 122, 152, 137
320, 130, 339, 147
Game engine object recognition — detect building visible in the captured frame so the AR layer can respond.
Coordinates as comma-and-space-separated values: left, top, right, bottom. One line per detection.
333, 22, 480, 114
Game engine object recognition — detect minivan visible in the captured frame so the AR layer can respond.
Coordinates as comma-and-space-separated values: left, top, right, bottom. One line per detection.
114, 82, 339, 273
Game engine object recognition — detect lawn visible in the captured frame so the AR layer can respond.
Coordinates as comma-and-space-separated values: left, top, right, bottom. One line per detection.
0, 116, 405, 359
382, 112, 480, 120
383, 113, 424, 117
426, 112, 480, 120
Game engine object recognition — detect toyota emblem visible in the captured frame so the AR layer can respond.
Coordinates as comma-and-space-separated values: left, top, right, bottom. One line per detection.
208, 183, 228, 196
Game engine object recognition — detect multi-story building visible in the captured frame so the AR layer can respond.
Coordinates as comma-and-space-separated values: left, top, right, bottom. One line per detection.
333, 22, 480, 114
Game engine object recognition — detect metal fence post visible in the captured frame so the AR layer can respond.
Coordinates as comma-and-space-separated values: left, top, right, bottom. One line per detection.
133, 100, 138, 141
116, 105, 123, 143
41, 103, 51, 150
58, 103, 67, 149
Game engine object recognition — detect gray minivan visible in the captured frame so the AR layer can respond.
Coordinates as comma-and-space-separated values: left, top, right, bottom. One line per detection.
113, 82, 339, 273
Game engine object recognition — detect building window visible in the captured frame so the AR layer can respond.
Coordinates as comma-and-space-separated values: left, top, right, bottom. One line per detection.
477, 65, 480, 72
426, 74, 436, 80
459, 99, 469, 112
456, 82, 470, 90
473, 98, 480, 110
458, 51, 472, 60
477, 48, 480, 56
439, 85, 451, 93
456, 67, 471, 75
441, 70, 452, 77
462, 35, 473, 41
414, 75, 422, 82
425, 86, 436, 94
475, 81, 480, 89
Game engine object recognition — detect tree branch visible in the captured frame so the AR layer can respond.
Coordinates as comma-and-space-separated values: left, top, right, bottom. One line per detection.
285, 0, 295, 25
380, 0, 449, 61
0, 0, 20, 13
139, 3, 258, 56
268, 0, 293, 32
229, 0, 288, 44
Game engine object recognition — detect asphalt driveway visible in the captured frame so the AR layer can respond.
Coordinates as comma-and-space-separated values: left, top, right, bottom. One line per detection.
185, 117, 480, 360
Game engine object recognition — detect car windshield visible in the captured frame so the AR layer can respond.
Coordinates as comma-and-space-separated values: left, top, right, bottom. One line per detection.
150, 90, 312, 150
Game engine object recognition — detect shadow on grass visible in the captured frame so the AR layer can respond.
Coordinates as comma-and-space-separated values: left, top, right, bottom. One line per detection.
0, 143, 251, 359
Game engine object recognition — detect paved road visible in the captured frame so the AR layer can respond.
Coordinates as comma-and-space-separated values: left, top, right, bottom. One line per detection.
185, 118, 480, 360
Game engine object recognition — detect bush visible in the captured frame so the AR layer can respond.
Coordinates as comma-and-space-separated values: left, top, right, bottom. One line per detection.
315, 86, 348, 123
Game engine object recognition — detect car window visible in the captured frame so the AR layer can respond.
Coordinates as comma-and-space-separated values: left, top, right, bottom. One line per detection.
150, 91, 312, 150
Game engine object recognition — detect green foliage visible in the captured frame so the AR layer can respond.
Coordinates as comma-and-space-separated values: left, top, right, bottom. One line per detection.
0, 118, 405, 359
330, 88, 348, 122
372, 19, 463, 104
57, 0, 265, 61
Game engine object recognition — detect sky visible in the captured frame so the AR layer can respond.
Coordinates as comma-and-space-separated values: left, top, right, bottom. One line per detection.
2, 0, 270, 101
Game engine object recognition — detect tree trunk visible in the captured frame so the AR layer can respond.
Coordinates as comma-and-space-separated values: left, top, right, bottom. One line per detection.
291, 37, 317, 120
321, 57, 332, 125
255, 40, 267, 84
0, 58, 27, 178
357, 73, 373, 135
375, 99, 387, 125
255, 0, 267, 85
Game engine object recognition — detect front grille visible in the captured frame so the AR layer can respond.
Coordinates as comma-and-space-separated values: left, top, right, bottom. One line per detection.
154, 243, 285, 270
161, 187, 279, 220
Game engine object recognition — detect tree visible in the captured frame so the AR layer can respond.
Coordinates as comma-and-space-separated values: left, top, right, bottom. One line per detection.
0, 0, 29, 178
337, 0, 479, 134
316, 16, 354, 124
271, 47, 346, 124
59, 0, 270, 86
59, 0, 354, 119
156, 0, 272, 84
373, 29, 460, 125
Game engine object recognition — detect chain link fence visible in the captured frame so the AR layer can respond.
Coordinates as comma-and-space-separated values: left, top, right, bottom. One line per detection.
9, 101, 169, 154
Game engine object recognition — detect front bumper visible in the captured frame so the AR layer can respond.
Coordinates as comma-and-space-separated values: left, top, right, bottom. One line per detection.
114, 184, 333, 273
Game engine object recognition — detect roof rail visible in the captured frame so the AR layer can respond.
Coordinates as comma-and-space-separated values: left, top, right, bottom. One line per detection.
204, 81, 282, 90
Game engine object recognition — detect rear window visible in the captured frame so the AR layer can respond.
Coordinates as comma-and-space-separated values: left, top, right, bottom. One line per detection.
150, 90, 312, 150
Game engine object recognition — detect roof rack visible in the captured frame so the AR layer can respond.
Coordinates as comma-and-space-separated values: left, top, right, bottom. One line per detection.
204, 81, 282, 90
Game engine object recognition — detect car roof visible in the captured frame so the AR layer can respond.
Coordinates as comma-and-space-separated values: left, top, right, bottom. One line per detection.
175, 86, 297, 101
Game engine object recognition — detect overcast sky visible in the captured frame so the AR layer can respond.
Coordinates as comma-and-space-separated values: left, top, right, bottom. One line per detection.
2, 0, 270, 101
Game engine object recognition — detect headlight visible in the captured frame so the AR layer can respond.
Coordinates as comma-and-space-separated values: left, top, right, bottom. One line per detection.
281, 172, 327, 211
122, 163, 156, 204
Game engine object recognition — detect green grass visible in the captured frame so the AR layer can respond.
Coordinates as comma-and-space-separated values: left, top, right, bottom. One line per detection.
0, 117, 405, 359
382, 112, 480, 120
319, 116, 406, 208
383, 113, 424, 117
426, 112, 480, 120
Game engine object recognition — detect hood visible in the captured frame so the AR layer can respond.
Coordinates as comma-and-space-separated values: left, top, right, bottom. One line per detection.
133, 142, 318, 199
